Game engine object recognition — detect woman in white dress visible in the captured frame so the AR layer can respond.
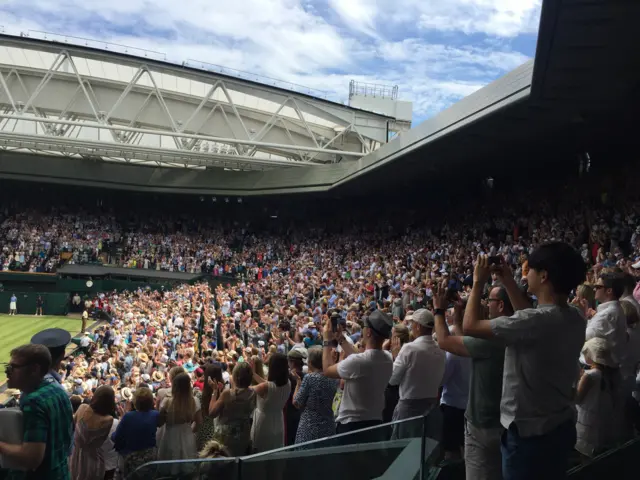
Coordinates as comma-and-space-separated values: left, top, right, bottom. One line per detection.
157, 373, 203, 473
251, 353, 291, 453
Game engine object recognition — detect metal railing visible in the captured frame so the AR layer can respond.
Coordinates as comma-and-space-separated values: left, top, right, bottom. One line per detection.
184, 59, 331, 99
128, 414, 441, 480
349, 80, 399, 100
25, 30, 167, 61
8, 30, 331, 100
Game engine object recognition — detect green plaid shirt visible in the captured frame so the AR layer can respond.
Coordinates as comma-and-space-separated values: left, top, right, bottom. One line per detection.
8, 380, 73, 480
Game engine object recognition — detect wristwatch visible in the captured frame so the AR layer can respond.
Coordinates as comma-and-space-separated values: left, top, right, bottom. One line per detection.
434, 308, 446, 317
323, 340, 332, 347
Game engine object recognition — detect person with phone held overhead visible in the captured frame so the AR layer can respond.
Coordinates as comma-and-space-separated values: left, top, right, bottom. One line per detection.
322, 310, 393, 441
434, 279, 513, 480
463, 243, 587, 480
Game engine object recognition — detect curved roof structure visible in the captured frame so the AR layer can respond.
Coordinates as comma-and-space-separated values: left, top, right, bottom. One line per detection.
0, 33, 392, 171
1, 0, 639, 195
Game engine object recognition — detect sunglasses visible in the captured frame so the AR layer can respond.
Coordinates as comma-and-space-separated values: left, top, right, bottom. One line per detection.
2, 362, 32, 374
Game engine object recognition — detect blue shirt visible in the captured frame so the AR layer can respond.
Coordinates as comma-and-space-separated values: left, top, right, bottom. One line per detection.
112, 410, 159, 455
10, 295, 17, 303
440, 351, 472, 410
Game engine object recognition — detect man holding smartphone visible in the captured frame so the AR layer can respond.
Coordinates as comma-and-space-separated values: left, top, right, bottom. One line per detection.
322, 310, 393, 438
463, 242, 586, 480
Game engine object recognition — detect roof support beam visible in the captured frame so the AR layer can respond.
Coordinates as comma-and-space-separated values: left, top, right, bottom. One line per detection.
0, 114, 366, 157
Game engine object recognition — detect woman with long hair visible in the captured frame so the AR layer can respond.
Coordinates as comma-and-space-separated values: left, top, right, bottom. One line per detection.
70, 385, 116, 480
251, 353, 291, 452
157, 373, 203, 470
208, 362, 256, 456
196, 364, 224, 451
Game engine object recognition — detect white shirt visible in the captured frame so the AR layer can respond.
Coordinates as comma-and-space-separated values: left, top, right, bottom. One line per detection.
586, 300, 628, 366
336, 349, 393, 424
389, 335, 445, 400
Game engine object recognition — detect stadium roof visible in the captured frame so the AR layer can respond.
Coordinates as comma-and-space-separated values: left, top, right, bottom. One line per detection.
1, 0, 639, 195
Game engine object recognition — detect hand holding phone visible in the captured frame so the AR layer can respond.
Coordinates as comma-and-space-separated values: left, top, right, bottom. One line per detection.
488, 256, 502, 266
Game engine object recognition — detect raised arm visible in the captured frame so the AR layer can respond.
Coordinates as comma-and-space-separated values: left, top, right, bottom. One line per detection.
462, 255, 495, 338
433, 282, 471, 356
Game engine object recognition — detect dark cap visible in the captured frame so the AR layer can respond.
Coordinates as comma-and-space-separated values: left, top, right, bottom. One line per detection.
31, 328, 72, 350
365, 310, 393, 339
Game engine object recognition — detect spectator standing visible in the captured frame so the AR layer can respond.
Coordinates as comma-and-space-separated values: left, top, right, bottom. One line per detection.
0, 344, 73, 480
284, 348, 306, 445
575, 338, 623, 459
70, 386, 115, 480
100, 417, 119, 480
292, 347, 338, 444
79, 332, 92, 357
382, 324, 410, 423
439, 331, 471, 460
196, 364, 223, 452
322, 310, 393, 437
463, 243, 587, 480
588, 271, 628, 367
251, 353, 291, 452
157, 373, 202, 470
435, 283, 511, 480
620, 273, 640, 317
208, 363, 256, 456
112, 388, 159, 478
389, 309, 445, 439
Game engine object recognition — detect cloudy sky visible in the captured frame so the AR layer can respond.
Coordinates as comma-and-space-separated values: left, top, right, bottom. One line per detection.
0, 0, 542, 125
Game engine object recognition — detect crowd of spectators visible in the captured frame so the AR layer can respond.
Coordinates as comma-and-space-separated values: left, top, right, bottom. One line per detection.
1, 166, 640, 480
0, 209, 117, 273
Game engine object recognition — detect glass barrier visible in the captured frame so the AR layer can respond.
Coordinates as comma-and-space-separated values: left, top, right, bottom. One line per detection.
127, 457, 239, 480
239, 414, 441, 480
127, 412, 442, 480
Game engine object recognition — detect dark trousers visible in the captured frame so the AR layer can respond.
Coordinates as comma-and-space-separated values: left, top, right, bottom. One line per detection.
336, 420, 384, 445
501, 420, 576, 480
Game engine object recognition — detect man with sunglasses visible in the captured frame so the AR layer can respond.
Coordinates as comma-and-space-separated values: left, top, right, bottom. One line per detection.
589, 271, 627, 367
434, 282, 512, 480
0, 344, 73, 480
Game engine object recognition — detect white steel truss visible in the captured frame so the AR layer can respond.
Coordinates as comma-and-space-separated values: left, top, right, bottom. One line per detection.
0, 37, 390, 170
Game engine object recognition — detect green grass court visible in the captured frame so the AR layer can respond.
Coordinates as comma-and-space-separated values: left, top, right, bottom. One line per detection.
0, 315, 81, 384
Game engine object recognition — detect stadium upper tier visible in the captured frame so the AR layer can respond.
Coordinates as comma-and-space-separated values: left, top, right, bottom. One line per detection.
0, 0, 638, 195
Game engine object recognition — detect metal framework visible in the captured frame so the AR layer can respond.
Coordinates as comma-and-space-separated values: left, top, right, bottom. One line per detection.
0, 35, 391, 170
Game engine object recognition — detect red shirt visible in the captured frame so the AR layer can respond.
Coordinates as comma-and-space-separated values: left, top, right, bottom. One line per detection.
193, 380, 204, 391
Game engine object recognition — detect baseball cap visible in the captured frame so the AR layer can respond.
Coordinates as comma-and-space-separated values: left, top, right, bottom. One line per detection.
409, 309, 435, 328
364, 310, 393, 339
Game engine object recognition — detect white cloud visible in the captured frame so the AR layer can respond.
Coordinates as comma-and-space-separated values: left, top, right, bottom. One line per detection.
414, 0, 542, 37
327, 0, 379, 37
0, 0, 540, 122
